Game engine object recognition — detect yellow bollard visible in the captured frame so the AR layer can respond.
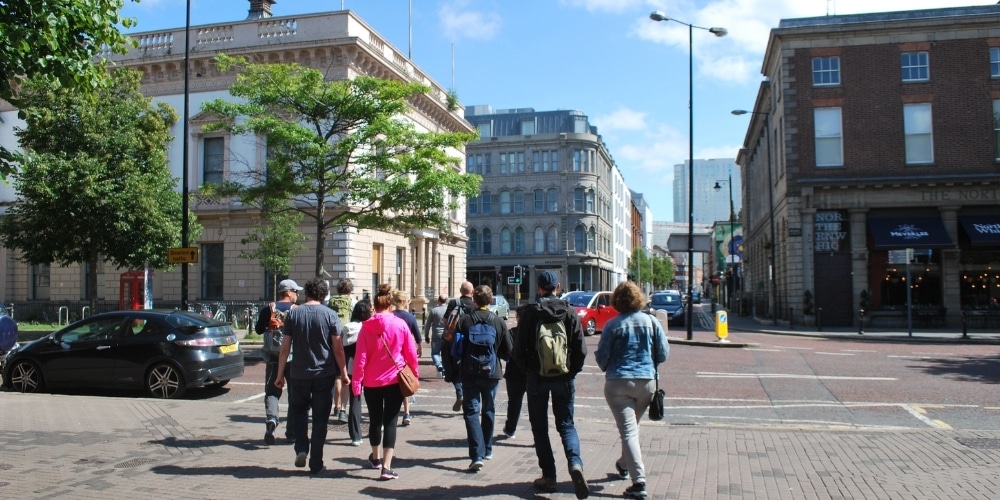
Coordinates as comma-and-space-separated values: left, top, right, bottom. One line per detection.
715, 310, 730, 343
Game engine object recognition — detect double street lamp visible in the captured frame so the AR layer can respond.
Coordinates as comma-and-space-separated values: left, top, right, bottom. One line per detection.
649, 11, 727, 340
732, 109, 776, 320
713, 172, 735, 309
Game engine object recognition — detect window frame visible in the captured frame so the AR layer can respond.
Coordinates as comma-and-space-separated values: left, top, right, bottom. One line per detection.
993, 99, 1000, 161
203, 136, 225, 185
811, 56, 840, 86
814, 107, 844, 167
903, 102, 934, 165
901, 51, 930, 82
992, 47, 1000, 78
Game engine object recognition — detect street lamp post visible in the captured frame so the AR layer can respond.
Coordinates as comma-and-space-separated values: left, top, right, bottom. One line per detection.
713, 172, 735, 309
650, 11, 727, 341
181, 0, 191, 309
732, 109, 776, 321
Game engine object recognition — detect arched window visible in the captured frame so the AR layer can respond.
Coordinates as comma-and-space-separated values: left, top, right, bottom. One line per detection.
533, 189, 544, 213
467, 228, 479, 256
587, 226, 596, 253
547, 227, 558, 254
574, 188, 585, 212
547, 189, 559, 212
501, 227, 512, 255
534, 227, 545, 254
500, 191, 511, 214
514, 227, 525, 255
513, 190, 524, 214
586, 189, 595, 213
574, 225, 586, 253
482, 228, 493, 255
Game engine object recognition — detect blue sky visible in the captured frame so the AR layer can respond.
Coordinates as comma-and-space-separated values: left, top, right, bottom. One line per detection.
120, 0, 992, 221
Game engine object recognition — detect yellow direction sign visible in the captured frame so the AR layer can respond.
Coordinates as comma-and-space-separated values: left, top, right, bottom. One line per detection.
168, 247, 199, 264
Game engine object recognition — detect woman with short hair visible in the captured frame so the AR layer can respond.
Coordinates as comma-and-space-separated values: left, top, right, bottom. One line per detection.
595, 281, 669, 499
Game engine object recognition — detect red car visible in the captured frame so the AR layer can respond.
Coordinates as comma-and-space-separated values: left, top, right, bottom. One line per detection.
562, 291, 617, 336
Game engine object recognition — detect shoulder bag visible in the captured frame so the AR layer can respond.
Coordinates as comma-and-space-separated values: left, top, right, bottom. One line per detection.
647, 313, 665, 421
381, 335, 420, 397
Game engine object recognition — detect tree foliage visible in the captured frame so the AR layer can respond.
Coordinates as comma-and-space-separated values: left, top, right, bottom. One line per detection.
0, 68, 195, 304
239, 196, 309, 301
202, 55, 480, 277
0, 0, 139, 176
629, 247, 675, 291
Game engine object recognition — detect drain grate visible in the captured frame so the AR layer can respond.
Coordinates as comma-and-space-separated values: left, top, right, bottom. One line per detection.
114, 457, 157, 469
956, 438, 1000, 450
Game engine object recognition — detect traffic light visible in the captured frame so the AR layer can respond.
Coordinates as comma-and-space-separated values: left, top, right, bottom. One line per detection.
513, 265, 522, 284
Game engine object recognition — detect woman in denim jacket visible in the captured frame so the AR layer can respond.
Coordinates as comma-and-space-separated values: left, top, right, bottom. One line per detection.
595, 281, 669, 499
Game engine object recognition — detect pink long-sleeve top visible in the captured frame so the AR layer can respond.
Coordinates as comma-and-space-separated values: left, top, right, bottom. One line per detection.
352, 311, 419, 396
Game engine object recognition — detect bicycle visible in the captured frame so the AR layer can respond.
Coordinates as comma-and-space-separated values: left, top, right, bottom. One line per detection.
212, 302, 227, 323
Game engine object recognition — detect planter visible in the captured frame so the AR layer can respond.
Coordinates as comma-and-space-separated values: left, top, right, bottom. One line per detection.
802, 314, 815, 327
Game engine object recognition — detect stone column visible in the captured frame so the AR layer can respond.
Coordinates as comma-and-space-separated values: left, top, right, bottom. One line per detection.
849, 209, 869, 319
940, 206, 960, 326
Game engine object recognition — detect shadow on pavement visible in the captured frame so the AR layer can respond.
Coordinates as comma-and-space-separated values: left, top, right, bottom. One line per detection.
909, 356, 1000, 384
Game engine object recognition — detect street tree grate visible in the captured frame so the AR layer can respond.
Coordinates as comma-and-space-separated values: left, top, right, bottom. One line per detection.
956, 438, 1000, 450
114, 457, 157, 469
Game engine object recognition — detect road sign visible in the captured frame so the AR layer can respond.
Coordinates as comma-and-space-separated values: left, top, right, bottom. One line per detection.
507, 276, 516, 285
168, 247, 199, 264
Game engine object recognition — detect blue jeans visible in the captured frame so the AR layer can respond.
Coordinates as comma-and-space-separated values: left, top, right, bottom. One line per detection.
503, 366, 527, 435
431, 337, 444, 370
289, 375, 335, 472
461, 376, 499, 461
264, 361, 294, 437
526, 374, 582, 478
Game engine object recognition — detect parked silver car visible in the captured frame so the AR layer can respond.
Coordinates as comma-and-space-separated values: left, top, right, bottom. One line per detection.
489, 294, 510, 320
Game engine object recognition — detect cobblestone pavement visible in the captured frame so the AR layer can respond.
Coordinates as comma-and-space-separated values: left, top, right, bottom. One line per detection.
2, 391, 1000, 499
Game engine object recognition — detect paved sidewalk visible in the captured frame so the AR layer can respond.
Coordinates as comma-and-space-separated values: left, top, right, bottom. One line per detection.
3, 386, 1000, 499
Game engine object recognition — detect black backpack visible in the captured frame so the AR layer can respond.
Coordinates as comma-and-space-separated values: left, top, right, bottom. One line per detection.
460, 312, 499, 378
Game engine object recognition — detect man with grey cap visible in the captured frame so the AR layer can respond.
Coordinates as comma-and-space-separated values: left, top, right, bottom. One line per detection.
512, 270, 590, 498
255, 278, 303, 445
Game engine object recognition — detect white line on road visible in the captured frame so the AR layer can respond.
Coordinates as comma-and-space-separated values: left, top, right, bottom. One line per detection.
750, 348, 784, 352
888, 355, 932, 359
774, 346, 814, 350
903, 404, 948, 429
697, 372, 896, 381
842, 349, 877, 353
814, 352, 855, 356
235, 392, 265, 403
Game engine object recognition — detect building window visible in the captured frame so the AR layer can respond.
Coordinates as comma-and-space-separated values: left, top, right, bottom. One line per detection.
550, 151, 558, 171
547, 227, 558, 253
574, 188, 584, 211
534, 227, 545, 254
533, 152, 540, 172
501, 228, 512, 255
514, 227, 525, 255
573, 150, 581, 172
533, 189, 544, 213
469, 194, 479, 215
904, 103, 934, 164
499, 153, 508, 175
395, 248, 405, 291
574, 226, 586, 253
521, 119, 535, 135
468, 228, 479, 256
992, 47, 1000, 78
481, 191, 491, 215
483, 154, 491, 175
547, 189, 558, 212
515, 152, 525, 173
585, 190, 595, 213
500, 191, 511, 214
901, 51, 929, 82
587, 227, 596, 253
203, 137, 224, 184
814, 108, 843, 167
482, 228, 492, 255
201, 243, 224, 300
513, 190, 524, 214
32, 263, 50, 300
994, 100, 1000, 160
466, 156, 475, 174
477, 122, 491, 138
812, 56, 840, 86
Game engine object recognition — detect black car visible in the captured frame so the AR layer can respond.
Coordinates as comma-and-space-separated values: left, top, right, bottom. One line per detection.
648, 291, 685, 326
1, 310, 243, 399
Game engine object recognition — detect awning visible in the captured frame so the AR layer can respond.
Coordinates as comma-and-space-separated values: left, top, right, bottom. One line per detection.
959, 215, 1000, 246
867, 217, 953, 250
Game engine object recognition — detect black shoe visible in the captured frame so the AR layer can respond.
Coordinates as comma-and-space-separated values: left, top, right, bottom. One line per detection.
624, 482, 647, 499
264, 421, 277, 445
615, 460, 629, 479
379, 468, 398, 480
569, 464, 589, 499
368, 453, 382, 469
309, 465, 326, 476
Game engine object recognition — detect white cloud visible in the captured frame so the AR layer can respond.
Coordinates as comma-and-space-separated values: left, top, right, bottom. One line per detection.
592, 107, 649, 132
558, 0, 647, 13
438, 1, 502, 42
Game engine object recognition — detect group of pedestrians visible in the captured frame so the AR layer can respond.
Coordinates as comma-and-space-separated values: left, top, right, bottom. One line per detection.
255, 272, 667, 499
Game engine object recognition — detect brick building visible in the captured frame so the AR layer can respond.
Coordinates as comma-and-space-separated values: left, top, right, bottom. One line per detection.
736, 5, 1000, 327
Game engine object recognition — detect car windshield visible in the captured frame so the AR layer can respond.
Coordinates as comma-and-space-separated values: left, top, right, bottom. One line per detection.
651, 294, 680, 306
564, 292, 595, 307
491, 296, 503, 305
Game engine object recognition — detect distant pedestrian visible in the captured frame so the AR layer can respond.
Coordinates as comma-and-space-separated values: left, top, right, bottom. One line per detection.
423, 295, 449, 377
456, 285, 512, 472
352, 284, 420, 481
343, 297, 372, 446
255, 278, 301, 445
329, 278, 356, 425
442, 281, 475, 412
391, 289, 422, 426
274, 278, 349, 475
595, 281, 669, 499
512, 270, 590, 498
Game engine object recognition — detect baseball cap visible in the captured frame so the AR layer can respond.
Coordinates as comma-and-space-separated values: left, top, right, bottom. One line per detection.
537, 270, 559, 291
277, 279, 303, 293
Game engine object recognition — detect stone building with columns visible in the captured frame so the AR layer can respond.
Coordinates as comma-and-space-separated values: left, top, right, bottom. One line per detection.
737, 4, 1000, 328
0, 2, 472, 313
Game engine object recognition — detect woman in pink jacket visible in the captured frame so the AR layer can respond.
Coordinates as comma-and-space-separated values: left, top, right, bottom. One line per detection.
352, 283, 419, 481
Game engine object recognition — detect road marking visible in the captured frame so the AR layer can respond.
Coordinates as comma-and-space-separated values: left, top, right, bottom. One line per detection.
751, 348, 784, 352
842, 349, 877, 353
814, 352, 854, 356
888, 355, 932, 359
904, 405, 949, 429
235, 392, 265, 403
697, 372, 896, 380
774, 346, 813, 350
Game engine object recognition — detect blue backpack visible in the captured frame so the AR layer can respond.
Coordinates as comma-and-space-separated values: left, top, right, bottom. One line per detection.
457, 312, 499, 378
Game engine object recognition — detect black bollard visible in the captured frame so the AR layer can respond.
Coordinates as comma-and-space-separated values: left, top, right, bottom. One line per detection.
816, 307, 823, 332
961, 311, 968, 339
858, 308, 865, 335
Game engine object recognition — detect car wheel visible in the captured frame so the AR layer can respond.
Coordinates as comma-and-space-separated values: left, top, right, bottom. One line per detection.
215, 379, 230, 388
146, 363, 186, 399
9, 360, 44, 393
585, 318, 597, 336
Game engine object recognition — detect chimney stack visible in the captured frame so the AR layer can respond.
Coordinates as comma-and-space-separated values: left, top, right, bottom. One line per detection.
247, 0, 275, 20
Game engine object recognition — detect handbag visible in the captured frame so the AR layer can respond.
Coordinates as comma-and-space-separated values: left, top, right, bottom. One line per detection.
381, 335, 420, 397
649, 371, 665, 421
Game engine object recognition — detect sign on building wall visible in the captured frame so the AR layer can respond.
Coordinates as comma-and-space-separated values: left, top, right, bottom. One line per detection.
814, 210, 850, 252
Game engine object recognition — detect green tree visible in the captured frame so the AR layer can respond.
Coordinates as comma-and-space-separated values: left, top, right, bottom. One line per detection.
202, 55, 480, 277
0, 0, 139, 176
0, 68, 195, 307
240, 197, 309, 301
628, 247, 675, 291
